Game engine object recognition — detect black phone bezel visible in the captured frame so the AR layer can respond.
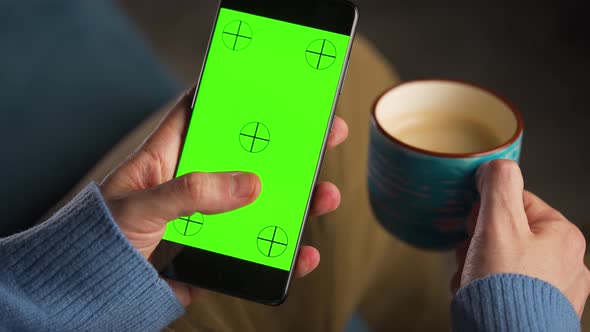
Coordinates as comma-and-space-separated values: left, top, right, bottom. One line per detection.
157, 0, 358, 306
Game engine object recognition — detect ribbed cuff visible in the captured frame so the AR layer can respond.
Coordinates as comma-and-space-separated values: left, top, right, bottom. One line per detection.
451, 274, 580, 332
0, 183, 183, 331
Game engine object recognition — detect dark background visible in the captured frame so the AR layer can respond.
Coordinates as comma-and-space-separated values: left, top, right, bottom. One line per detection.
119, 0, 589, 226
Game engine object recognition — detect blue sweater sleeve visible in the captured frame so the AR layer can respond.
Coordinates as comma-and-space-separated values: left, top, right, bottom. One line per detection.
0, 183, 184, 331
451, 274, 580, 332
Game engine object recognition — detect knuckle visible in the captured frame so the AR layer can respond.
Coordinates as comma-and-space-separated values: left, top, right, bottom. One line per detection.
486, 159, 521, 179
483, 159, 523, 189
183, 173, 208, 202
523, 190, 535, 207
565, 224, 587, 256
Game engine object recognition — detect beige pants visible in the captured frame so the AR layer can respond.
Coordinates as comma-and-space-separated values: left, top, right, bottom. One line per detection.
63, 36, 452, 331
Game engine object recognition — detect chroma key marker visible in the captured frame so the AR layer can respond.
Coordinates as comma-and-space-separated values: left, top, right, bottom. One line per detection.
257, 226, 288, 258
173, 214, 204, 237
239, 122, 270, 153
223, 20, 253, 51
305, 39, 337, 70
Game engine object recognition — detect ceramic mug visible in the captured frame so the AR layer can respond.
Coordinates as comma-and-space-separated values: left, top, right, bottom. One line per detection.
368, 80, 523, 250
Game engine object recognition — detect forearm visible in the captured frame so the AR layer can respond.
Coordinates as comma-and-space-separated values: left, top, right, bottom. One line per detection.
0, 183, 183, 331
451, 274, 580, 332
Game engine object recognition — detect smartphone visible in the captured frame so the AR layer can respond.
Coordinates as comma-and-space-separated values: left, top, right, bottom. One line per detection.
157, 0, 358, 305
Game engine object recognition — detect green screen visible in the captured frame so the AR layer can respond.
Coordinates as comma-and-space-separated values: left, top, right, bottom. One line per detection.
162, 8, 351, 271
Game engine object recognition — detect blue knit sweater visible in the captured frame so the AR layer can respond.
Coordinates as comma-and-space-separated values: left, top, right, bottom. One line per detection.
0, 184, 581, 331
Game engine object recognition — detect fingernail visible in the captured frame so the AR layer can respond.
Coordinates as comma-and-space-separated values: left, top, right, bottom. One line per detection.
231, 173, 256, 198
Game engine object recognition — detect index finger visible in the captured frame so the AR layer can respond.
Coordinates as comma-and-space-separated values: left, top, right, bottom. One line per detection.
523, 191, 567, 230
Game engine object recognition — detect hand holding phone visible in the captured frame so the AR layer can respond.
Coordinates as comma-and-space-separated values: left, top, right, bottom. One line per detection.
100, 88, 349, 306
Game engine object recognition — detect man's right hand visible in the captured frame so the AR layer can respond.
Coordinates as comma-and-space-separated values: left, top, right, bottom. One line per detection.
452, 159, 590, 317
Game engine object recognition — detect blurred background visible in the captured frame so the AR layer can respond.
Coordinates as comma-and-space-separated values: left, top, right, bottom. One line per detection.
0, 0, 588, 330
118, 0, 589, 225
2, 0, 586, 234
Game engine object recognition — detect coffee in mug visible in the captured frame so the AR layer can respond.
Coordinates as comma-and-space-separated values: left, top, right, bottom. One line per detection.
386, 110, 504, 154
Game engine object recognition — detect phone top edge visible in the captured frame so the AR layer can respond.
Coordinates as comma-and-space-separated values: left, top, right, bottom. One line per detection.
220, 0, 357, 35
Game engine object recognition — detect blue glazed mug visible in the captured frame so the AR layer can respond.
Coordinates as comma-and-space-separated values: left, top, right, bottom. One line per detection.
368, 80, 523, 250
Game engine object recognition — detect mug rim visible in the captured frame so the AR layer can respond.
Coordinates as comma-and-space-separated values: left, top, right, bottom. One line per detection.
371, 79, 524, 158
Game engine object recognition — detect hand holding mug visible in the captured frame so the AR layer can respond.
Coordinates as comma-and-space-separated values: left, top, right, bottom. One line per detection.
369, 80, 523, 249
452, 160, 590, 316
